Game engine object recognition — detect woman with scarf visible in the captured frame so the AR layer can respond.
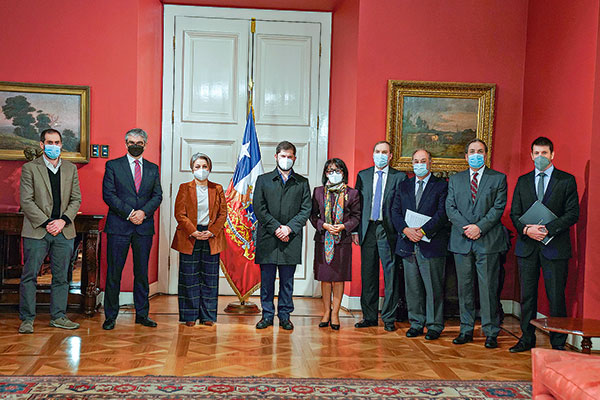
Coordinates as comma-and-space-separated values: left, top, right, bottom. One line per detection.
309, 158, 361, 330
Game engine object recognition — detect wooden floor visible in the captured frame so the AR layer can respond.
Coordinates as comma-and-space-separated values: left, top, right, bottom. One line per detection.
0, 295, 549, 380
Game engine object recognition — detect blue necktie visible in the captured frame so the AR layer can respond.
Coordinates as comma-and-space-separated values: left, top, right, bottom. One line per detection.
371, 170, 383, 220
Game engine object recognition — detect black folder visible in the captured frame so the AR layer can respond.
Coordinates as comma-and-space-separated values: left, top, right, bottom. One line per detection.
518, 200, 557, 245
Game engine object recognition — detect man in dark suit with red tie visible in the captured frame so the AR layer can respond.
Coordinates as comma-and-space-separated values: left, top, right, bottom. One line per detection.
509, 137, 579, 352
102, 128, 163, 330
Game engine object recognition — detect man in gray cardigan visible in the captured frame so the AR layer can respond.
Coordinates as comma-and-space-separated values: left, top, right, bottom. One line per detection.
446, 139, 508, 349
18, 129, 82, 334
253, 141, 311, 331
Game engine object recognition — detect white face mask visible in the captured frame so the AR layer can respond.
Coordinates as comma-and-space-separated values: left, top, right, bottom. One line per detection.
277, 157, 294, 171
328, 172, 343, 185
193, 169, 210, 181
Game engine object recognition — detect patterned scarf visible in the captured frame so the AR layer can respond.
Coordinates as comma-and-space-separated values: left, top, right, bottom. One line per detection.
324, 182, 346, 264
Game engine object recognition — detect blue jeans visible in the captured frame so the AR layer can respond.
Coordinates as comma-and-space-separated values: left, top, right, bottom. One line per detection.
260, 264, 296, 321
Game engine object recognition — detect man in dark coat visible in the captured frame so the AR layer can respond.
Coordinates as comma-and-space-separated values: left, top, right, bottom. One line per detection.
253, 141, 311, 330
509, 136, 579, 353
101, 128, 163, 330
391, 149, 448, 340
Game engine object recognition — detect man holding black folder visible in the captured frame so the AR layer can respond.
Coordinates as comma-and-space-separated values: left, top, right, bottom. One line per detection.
509, 137, 579, 353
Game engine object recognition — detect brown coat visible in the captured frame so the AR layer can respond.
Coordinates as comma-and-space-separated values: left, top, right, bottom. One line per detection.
171, 180, 227, 255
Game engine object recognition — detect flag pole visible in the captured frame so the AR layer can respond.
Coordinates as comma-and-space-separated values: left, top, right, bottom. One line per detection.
223, 17, 261, 315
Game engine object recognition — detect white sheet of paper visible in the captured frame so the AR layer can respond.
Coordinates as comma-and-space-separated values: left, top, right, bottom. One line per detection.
405, 209, 432, 243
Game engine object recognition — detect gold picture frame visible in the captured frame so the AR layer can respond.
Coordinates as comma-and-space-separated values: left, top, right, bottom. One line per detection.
386, 80, 495, 172
0, 81, 90, 163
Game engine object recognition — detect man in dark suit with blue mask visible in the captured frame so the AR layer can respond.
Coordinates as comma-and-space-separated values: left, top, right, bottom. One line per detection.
446, 139, 508, 349
509, 136, 579, 353
353, 141, 407, 332
391, 149, 448, 340
102, 128, 163, 330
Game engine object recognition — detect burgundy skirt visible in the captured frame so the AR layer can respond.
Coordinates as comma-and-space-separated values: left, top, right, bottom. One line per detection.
313, 241, 352, 282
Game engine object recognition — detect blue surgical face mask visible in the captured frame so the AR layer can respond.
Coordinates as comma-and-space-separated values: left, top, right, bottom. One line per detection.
373, 153, 389, 169
413, 163, 429, 177
44, 144, 61, 160
534, 155, 551, 171
468, 153, 484, 169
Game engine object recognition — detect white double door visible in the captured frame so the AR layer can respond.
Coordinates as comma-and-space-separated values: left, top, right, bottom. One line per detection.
159, 6, 331, 297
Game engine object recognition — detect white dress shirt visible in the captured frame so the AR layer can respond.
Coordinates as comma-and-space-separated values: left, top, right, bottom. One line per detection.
43, 155, 62, 174
370, 165, 389, 221
196, 184, 210, 226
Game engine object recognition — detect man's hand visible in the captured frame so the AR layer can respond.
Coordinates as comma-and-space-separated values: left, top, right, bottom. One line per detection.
46, 219, 66, 236
275, 225, 291, 242
462, 224, 481, 240
403, 227, 423, 242
130, 210, 146, 225
352, 233, 359, 245
526, 224, 548, 241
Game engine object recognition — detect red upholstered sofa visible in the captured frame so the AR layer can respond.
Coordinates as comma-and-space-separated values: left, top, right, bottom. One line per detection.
532, 348, 600, 399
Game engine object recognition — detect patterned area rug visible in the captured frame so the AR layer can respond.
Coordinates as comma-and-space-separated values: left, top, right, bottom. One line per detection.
0, 375, 532, 399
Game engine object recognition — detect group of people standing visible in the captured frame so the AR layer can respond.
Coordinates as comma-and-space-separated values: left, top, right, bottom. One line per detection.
17, 128, 579, 354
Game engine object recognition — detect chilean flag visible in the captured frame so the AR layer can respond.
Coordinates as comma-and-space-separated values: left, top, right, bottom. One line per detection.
220, 108, 263, 301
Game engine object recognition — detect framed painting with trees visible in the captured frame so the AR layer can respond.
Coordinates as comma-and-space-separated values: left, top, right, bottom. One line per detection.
386, 80, 495, 172
0, 81, 90, 163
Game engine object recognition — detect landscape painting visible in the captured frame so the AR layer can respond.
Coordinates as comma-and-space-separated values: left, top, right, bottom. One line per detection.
387, 80, 496, 172
0, 82, 90, 163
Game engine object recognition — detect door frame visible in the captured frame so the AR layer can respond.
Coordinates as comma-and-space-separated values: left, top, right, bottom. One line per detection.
159, 5, 332, 294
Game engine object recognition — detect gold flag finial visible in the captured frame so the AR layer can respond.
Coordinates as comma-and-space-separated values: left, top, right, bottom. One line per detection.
251, 18, 256, 33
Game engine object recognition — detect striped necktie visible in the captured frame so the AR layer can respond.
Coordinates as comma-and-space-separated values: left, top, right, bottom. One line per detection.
134, 159, 142, 193
471, 172, 478, 203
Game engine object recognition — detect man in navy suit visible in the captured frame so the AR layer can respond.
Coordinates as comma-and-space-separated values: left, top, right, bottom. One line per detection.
353, 141, 407, 331
391, 149, 448, 340
102, 128, 163, 330
509, 137, 579, 353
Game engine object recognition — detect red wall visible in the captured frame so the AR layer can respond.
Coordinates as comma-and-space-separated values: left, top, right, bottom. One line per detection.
0, 0, 163, 291
521, 0, 600, 318
328, 0, 529, 297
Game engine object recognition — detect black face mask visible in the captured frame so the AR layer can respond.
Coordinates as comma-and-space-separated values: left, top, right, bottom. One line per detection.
128, 144, 144, 157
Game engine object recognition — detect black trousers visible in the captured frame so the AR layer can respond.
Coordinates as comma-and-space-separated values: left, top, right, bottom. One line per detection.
518, 247, 569, 347
104, 232, 153, 321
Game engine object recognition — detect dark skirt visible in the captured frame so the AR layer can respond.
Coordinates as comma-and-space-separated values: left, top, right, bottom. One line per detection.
313, 241, 352, 282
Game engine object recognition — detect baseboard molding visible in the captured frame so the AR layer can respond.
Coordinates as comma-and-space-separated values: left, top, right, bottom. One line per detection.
98, 281, 160, 308
341, 295, 384, 312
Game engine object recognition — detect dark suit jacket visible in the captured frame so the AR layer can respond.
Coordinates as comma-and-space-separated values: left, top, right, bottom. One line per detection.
309, 186, 361, 243
171, 180, 227, 256
102, 155, 163, 236
355, 166, 406, 249
253, 169, 311, 265
391, 174, 448, 258
510, 168, 579, 260
445, 167, 508, 255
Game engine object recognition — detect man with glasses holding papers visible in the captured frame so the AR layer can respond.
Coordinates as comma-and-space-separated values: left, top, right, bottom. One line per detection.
391, 149, 449, 340
509, 137, 579, 353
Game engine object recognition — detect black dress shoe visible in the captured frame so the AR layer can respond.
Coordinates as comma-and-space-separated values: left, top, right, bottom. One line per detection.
425, 330, 441, 340
255, 319, 273, 329
485, 336, 498, 348
102, 319, 115, 330
135, 316, 157, 327
509, 340, 534, 353
318, 320, 330, 328
279, 320, 294, 330
552, 345, 566, 351
452, 333, 474, 345
384, 322, 397, 332
406, 327, 423, 338
354, 319, 378, 328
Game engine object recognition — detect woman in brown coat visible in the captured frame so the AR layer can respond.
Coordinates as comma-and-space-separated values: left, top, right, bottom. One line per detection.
171, 153, 227, 326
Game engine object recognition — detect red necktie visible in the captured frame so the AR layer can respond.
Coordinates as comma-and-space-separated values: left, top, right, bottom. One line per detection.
134, 160, 142, 193
471, 172, 478, 203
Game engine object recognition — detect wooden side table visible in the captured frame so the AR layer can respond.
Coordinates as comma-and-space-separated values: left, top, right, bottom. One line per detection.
531, 317, 600, 354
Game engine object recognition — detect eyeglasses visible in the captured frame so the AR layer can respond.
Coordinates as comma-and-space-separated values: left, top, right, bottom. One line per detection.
326, 169, 342, 174
127, 141, 145, 146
